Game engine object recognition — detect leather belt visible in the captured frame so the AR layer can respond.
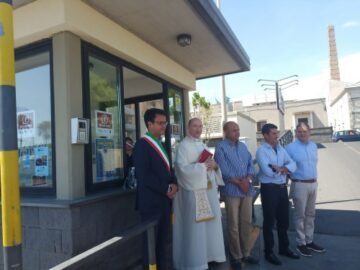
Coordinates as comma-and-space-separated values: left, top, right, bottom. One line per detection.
291, 179, 317, 183
262, 183, 287, 188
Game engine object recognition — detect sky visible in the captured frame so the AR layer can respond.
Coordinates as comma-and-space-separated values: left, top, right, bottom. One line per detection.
195, 0, 360, 105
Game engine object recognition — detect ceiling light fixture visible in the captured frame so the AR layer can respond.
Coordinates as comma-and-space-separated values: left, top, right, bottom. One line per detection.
177, 33, 192, 47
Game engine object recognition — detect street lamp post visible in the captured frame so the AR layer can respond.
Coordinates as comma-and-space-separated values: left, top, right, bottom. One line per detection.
258, 75, 299, 131
216, 0, 227, 125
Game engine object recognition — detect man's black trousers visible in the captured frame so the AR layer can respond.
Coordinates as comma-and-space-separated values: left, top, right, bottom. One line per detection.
260, 183, 290, 255
141, 209, 171, 270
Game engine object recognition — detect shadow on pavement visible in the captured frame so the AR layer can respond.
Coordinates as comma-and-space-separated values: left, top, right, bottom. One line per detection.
209, 204, 360, 270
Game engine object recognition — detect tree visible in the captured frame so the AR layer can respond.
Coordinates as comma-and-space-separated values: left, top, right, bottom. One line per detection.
192, 92, 210, 113
191, 93, 212, 141
37, 121, 51, 145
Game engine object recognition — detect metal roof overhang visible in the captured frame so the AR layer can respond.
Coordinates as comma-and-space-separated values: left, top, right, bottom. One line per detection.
12, 0, 250, 79
82, 0, 250, 79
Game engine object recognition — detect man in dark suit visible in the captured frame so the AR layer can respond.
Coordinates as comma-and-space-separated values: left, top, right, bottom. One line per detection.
134, 108, 177, 270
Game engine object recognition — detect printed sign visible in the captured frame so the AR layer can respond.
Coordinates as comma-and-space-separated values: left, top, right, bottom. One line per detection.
95, 110, 113, 137
17, 110, 35, 138
22, 153, 31, 169
34, 146, 49, 177
95, 138, 122, 182
171, 124, 180, 136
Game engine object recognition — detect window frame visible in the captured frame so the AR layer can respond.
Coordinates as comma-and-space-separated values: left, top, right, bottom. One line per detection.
256, 120, 267, 132
82, 43, 126, 192
124, 93, 164, 140
82, 42, 185, 193
15, 39, 56, 196
164, 83, 186, 165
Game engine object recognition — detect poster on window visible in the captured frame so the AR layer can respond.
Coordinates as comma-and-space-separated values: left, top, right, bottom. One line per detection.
95, 110, 113, 137
95, 138, 122, 182
34, 146, 49, 177
21, 150, 31, 169
17, 110, 35, 138
171, 124, 181, 140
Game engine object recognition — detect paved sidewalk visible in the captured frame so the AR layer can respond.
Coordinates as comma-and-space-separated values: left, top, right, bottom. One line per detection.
185, 143, 360, 270
209, 231, 360, 270
209, 196, 360, 270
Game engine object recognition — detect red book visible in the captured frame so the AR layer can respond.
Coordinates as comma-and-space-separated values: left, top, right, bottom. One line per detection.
198, 149, 213, 163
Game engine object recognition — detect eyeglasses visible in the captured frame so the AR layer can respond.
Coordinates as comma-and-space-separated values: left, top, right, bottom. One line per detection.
153, 121, 168, 126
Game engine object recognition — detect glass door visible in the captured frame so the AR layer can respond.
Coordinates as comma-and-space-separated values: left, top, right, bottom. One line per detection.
167, 87, 185, 163
124, 104, 136, 142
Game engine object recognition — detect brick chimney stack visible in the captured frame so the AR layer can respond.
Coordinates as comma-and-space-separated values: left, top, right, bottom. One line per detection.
328, 25, 340, 80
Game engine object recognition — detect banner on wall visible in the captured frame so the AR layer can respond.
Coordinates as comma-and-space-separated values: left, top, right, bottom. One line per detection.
17, 110, 35, 138
95, 110, 113, 137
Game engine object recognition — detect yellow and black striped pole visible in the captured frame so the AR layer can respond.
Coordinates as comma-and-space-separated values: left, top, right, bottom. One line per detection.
0, 0, 22, 269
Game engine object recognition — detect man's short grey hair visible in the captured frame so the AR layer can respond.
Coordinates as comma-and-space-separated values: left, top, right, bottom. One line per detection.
223, 121, 238, 132
188, 117, 201, 127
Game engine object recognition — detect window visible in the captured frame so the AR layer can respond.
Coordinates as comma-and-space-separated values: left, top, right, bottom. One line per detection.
257, 121, 267, 132
168, 87, 184, 163
298, 118, 309, 125
124, 104, 136, 142
88, 55, 124, 184
15, 44, 54, 189
123, 67, 164, 139
83, 43, 186, 190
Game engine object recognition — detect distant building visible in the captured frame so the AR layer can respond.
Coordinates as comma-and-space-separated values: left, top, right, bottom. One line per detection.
196, 97, 328, 154
241, 98, 328, 132
207, 98, 328, 131
328, 82, 360, 131
327, 25, 360, 131
195, 109, 257, 156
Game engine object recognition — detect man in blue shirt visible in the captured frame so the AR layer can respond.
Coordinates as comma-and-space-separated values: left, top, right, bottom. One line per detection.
286, 122, 325, 257
215, 121, 259, 270
256, 123, 299, 265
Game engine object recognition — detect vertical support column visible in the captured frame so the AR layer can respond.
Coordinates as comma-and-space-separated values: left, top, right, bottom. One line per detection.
53, 32, 85, 200
220, 75, 227, 125
216, 0, 227, 126
0, 0, 22, 269
183, 90, 190, 134
309, 112, 314, 128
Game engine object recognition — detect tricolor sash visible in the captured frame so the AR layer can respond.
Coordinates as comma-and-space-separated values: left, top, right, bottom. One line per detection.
143, 134, 170, 173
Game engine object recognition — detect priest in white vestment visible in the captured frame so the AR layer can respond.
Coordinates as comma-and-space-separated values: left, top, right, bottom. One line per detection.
173, 118, 226, 270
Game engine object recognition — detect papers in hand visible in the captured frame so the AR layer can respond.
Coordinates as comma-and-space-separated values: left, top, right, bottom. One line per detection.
198, 149, 213, 163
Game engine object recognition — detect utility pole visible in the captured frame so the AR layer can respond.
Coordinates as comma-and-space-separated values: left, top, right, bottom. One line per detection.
0, 0, 23, 269
216, 0, 227, 125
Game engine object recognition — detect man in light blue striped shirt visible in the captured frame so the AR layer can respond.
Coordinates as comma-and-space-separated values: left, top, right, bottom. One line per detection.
256, 123, 299, 265
286, 122, 325, 256
215, 121, 258, 270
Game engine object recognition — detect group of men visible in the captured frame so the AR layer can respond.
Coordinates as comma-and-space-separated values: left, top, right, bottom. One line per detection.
134, 108, 325, 270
